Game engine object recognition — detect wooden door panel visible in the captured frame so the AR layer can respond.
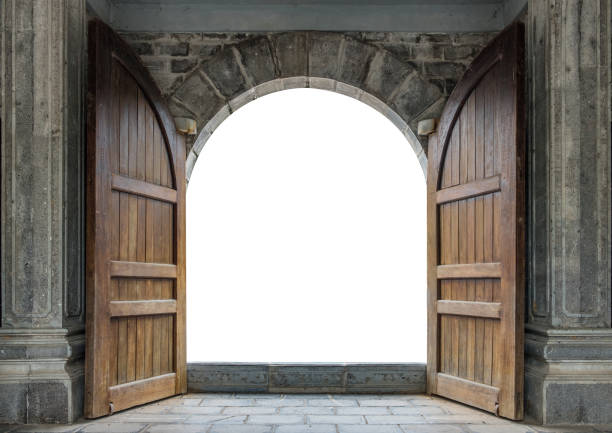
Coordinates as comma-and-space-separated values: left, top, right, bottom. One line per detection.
427, 23, 524, 420
109, 313, 175, 385
86, 19, 186, 418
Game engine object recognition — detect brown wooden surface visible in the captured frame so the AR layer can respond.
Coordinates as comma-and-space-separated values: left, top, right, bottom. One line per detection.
436, 373, 500, 414
426, 22, 525, 420
108, 373, 176, 413
436, 175, 500, 204
436, 300, 502, 319
109, 261, 177, 278
109, 300, 178, 317
85, 19, 186, 418
436, 263, 501, 279
112, 173, 178, 203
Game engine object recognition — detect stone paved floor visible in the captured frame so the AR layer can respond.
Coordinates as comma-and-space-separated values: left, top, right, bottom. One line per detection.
2, 394, 611, 433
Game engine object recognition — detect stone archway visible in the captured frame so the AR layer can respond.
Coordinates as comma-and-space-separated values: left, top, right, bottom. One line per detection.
163, 32, 445, 181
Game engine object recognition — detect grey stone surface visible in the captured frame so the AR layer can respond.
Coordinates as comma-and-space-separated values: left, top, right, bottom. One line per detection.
545, 383, 612, 425
345, 364, 426, 393
524, 326, 612, 424
171, 58, 198, 73
0, 383, 27, 424
526, 0, 611, 329
271, 33, 309, 78
3, 392, 606, 432
0, 0, 86, 424
200, 47, 248, 99
337, 39, 376, 88
391, 73, 442, 121
188, 363, 269, 393
308, 33, 343, 79
119, 30, 495, 179
236, 37, 277, 86
269, 365, 345, 393
363, 51, 414, 103
524, 0, 611, 424
187, 363, 427, 395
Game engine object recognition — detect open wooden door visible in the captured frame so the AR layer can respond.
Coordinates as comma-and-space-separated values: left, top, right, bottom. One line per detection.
85, 20, 186, 418
426, 23, 525, 420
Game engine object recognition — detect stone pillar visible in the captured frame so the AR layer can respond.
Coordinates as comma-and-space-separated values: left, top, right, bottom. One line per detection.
0, 0, 86, 423
526, 0, 611, 424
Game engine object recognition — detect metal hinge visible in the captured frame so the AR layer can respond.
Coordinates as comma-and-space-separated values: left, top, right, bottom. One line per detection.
109, 402, 115, 414
494, 402, 499, 416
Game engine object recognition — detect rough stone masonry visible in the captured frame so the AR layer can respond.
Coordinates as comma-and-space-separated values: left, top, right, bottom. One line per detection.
119, 31, 496, 158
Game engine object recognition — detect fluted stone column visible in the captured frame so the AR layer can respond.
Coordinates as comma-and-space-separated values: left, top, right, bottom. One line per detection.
0, 0, 86, 423
526, 0, 611, 424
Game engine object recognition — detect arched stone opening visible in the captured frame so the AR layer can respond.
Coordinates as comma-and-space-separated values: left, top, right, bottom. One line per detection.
163, 32, 445, 181
186, 77, 429, 182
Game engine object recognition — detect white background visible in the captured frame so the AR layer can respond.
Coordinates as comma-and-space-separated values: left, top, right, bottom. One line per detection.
186, 88, 426, 363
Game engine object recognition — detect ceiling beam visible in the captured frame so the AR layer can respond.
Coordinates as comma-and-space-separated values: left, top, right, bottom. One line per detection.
92, 1, 524, 33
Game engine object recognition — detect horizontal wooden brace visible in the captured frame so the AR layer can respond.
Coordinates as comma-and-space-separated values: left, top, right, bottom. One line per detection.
437, 262, 501, 279
110, 261, 177, 279
109, 373, 176, 413
112, 173, 177, 203
435, 373, 499, 415
436, 300, 501, 319
109, 299, 177, 317
436, 175, 500, 204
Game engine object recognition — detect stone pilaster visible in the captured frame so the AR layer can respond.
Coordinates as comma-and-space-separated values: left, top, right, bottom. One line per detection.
526, 0, 611, 424
0, 0, 86, 423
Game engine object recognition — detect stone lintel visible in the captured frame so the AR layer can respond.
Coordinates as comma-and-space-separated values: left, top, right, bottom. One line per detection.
102, 1, 526, 33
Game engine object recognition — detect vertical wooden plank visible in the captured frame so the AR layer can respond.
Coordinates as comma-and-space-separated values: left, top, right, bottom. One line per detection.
466, 92, 476, 381
509, 24, 526, 419
439, 116, 450, 378
152, 123, 162, 377
175, 132, 187, 393
440, 200, 452, 375
449, 124, 460, 378
491, 60, 505, 400
116, 72, 130, 384
459, 107, 467, 380
458, 104, 469, 379
159, 145, 170, 375
442, 142, 452, 378
498, 25, 525, 419
126, 75, 139, 384
85, 23, 114, 404
483, 65, 496, 389
144, 104, 155, 380
107, 63, 121, 389
427, 132, 439, 393
474, 78, 486, 384
123, 78, 136, 382
135, 90, 147, 381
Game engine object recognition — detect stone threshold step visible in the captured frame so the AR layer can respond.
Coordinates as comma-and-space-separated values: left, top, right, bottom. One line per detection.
187, 362, 426, 394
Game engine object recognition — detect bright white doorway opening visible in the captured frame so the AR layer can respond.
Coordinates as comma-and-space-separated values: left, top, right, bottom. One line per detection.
186, 88, 426, 363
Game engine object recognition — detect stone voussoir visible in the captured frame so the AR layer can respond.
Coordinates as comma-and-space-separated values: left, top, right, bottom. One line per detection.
166, 31, 448, 180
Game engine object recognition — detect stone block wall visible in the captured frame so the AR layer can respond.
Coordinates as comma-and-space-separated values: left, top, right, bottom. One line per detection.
118, 30, 495, 180
119, 31, 495, 100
